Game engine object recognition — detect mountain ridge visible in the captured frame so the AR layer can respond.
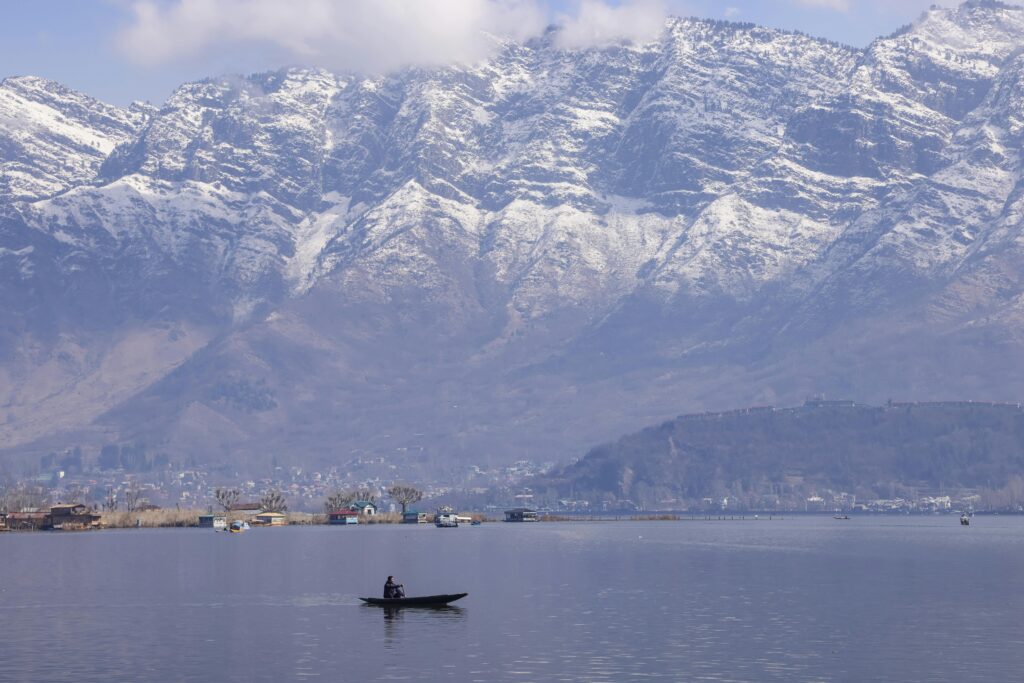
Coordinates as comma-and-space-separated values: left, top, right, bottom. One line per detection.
4, 3, 1024, 474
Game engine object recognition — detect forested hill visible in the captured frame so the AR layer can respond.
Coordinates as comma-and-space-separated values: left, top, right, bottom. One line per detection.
536, 401, 1024, 510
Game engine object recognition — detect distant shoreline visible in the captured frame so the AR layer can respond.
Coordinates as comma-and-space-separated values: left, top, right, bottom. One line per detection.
3, 509, 1011, 533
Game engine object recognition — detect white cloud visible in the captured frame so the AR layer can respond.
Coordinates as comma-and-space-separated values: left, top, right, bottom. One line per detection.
116, 0, 680, 74
792, 0, 851, 11
116, 0, 549, 74
554, 0, 668, 50
723, 7, 741, 18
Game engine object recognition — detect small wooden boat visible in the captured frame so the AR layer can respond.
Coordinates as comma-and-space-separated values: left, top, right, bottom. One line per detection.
359, 593, 468, 607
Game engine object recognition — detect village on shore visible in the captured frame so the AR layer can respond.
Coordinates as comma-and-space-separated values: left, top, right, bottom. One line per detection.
0, 483, 550, 531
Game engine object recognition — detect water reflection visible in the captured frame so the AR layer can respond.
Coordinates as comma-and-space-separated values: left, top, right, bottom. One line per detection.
2, 520, 1023, 682
375, 605, 466, 650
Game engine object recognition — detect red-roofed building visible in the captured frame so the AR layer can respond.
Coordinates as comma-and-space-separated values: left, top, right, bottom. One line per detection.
328, 509, 359, 525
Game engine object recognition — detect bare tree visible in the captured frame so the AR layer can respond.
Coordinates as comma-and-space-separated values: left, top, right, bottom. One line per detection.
324, 490, 353, 513
388, 485, 423, 515
2, 484, 51, 513
353, 489, 377, 503
259, 489, 287, 513
103, 486, 118, 512
123, 481, 143, 513
65, 482, 86, 505
215, 487, 240, 512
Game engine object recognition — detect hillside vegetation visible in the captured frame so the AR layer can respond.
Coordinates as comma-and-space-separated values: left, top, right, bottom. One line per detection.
538, 402, 1024, 510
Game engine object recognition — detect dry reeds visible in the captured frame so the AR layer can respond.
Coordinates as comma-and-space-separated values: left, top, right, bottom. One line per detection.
286, 512, 325, 525
100, 508, 204, 528
360, 512, 402, 524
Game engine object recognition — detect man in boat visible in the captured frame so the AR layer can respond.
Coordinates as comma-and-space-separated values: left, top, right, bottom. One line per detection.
383, 576, 405, 599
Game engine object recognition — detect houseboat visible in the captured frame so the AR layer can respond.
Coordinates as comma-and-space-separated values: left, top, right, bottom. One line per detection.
48, 504, 101, 530
402, 511, 428, 524
435, 506, 459, 527
198, 514, 227, 530
253, 511, 287, 526
504, 508, 539, 522
4, 510, 49, 530
329, 509, 359, 525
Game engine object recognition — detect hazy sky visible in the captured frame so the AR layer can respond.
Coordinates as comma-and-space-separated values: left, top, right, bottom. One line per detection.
0, 0, 991, 106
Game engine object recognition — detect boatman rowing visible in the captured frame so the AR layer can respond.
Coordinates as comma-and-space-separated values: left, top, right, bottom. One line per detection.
384, 576, 406, 599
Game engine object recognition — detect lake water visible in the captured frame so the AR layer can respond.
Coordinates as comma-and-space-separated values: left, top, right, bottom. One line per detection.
2, 516, 1023, 682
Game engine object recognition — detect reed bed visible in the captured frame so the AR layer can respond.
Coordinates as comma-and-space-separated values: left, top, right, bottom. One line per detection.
360, 512, 402, 524
100, 509, 204, 528
286, 512, 324, 525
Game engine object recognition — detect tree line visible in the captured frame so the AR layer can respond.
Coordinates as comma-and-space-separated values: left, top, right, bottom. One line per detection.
207, 484, 424, 515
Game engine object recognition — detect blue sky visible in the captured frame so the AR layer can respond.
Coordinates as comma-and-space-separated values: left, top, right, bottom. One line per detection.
0, 1, 977, 106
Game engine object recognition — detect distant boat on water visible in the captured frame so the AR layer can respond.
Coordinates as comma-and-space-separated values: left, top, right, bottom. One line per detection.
960, 513, 971, 526
833, 514, 850, 520
228, 520, 250, 533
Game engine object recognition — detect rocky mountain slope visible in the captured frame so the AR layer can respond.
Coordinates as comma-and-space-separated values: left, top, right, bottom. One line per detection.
4, 1, 1024, 473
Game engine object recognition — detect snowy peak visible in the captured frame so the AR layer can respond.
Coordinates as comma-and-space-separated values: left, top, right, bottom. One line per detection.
100, 68, 349, 210
6, 2, 1024, 461
0, 76, 149, 201
858, 1, 1024, 117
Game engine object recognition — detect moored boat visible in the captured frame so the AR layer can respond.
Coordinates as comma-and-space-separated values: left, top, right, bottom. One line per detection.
360, 593, 468, 607
228, 520, 250, 533
435, 505, 459, 527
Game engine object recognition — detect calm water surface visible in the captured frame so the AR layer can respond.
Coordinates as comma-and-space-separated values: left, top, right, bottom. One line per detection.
2, 516, 1023, 682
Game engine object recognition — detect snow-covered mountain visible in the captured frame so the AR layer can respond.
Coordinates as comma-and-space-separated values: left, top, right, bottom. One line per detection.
4, 1, 1024, 471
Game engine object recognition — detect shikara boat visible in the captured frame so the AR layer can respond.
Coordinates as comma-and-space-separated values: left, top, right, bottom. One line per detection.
359, 593, 468, 607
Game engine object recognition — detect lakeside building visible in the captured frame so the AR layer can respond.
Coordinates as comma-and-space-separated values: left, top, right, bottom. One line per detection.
198, 514, 226, 529
49, 504, 101, 530
435, 507, 459, 527
3, 504, 99, 531
402, 511, 428, 524
350, 500, 377, 516
329, 510, 359, 525
254, 511, 287, 526
504, 508, 538, 522
5, 511, 49, 530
